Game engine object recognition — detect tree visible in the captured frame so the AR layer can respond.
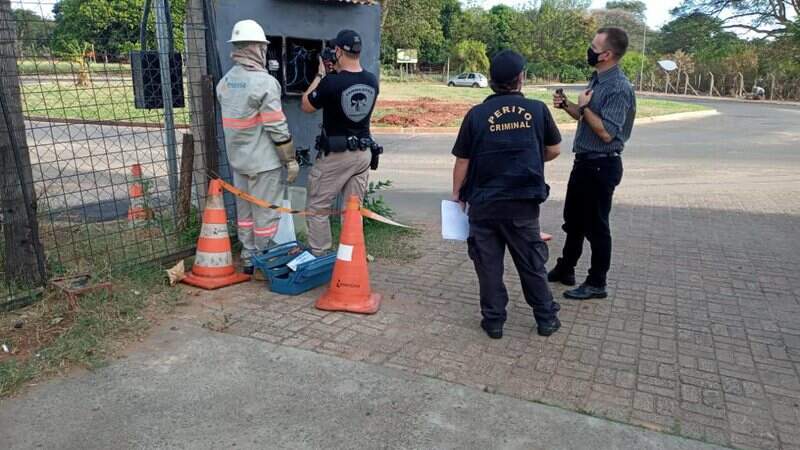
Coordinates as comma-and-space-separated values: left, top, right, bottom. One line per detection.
486, 5, 529, 55
606, 1, 646, 20
591, 8, 647, 52
619, 50, 651, 80
654, 12, 742, 69
12, 8, 55, 56
526, 2, 596, 69
381, 0, 446, 63
450, 7, 493, 47
52, 0, 186, 57
451, 39, 489, 73
672, 0, 800, 38
439, 0, 462, 42
1, 0, 46, 286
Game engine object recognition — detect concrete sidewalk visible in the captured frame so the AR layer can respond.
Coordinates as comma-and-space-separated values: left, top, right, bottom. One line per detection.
0, 323, 724, 450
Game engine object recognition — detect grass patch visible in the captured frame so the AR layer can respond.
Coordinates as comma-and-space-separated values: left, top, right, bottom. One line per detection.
17, 60, 131, 76
0, 263, 178, 397
330, 220, 421, 263
21, 81, 190, 125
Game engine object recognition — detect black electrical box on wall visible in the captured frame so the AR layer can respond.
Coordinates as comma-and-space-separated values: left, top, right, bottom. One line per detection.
130, 51, 186, 110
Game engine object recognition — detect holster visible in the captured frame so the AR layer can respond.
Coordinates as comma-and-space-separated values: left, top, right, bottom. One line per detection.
366, 140, 383, 171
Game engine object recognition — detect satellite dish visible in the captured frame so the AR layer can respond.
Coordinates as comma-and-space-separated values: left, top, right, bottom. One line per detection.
658, 60, 678, 72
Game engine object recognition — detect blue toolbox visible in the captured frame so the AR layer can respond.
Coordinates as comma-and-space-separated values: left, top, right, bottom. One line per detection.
251, 242, 336, 296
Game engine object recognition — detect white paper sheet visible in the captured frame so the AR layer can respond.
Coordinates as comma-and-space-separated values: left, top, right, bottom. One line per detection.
287, 251, 316, 271
441, 200, 470, 241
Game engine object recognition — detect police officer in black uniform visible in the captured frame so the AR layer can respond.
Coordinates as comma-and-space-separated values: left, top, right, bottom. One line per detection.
300, 30, 381, 256
451, 50, 562, 339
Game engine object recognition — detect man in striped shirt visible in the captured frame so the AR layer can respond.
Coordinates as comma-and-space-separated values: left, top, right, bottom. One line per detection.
549, 27, 636, 300
217, 20, 299, 274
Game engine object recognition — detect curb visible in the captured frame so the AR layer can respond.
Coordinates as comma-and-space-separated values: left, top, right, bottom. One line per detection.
373, 109, 720, 135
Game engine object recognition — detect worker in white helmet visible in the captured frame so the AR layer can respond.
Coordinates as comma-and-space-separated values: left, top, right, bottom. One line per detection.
217, 19, 298, 274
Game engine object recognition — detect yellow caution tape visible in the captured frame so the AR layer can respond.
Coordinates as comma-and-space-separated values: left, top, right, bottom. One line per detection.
215, 178, 411, 228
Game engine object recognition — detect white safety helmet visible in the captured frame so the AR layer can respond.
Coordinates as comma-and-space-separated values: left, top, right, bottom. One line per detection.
228, 20, 270, 44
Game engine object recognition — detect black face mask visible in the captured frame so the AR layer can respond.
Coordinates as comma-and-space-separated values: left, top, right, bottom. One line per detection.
587, 47, 601, 67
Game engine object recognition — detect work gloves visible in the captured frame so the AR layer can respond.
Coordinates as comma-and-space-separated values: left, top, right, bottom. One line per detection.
275, 139, 300, 184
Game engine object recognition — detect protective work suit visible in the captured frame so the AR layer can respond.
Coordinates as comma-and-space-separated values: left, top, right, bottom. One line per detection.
216, 20, 299, 271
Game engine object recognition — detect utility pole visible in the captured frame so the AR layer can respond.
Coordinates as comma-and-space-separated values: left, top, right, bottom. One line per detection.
638, 21, 647, 90
154, 0, 180, 219
0, 0, 47, 286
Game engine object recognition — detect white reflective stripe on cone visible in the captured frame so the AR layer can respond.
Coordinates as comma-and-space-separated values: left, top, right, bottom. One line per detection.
194, 251, 233, 268
206, 195, 224, 209
200, 223, 230, 238
130, 195, 146, 207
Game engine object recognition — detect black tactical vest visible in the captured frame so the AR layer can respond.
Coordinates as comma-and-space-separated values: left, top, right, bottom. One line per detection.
460, 93, 549, 207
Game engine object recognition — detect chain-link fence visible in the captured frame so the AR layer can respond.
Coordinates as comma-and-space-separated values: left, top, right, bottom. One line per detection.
636, 69, 800, 101
1, 0, 223, 310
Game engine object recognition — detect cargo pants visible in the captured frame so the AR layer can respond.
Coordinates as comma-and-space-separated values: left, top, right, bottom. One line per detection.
233, 167, 283, 267
306, 150, 371, 255
467, 214, 559, 328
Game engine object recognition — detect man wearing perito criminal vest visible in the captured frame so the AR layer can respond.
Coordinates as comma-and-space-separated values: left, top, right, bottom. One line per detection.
451, 50, 563, 340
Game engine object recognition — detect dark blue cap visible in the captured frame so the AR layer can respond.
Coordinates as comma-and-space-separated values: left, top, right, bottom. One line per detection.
331, 29, 362, 54
490, 50, 526, 84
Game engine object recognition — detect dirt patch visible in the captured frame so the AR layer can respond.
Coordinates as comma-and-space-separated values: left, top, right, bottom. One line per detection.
0, 295, 75, 363
374, 98, 472, 128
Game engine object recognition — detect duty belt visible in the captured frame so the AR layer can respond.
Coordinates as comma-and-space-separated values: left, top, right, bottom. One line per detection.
316, 134, 367, 155
315, 132, 384, 170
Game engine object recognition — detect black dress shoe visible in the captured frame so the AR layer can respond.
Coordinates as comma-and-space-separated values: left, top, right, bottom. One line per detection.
537, 318, 561, 337
547, 259, 576, 286
480, 320, 503, 339
563, 283, 608, 300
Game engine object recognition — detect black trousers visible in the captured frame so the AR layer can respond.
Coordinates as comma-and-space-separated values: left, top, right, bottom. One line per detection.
467, 217, 558, 327
560, 156, 623, 287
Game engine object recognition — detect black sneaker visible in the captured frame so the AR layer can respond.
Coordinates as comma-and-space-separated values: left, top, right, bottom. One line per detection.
242, 266, 255, 275
537, 318, 561, 337
563, 283, 608, 300
547, 259, 576, 286
480, 320, 503, 339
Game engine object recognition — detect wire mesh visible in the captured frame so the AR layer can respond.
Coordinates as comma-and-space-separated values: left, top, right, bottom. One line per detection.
1, 0, 220, 309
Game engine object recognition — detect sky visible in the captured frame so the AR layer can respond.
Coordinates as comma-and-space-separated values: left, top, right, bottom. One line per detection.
478, 0, 684, 29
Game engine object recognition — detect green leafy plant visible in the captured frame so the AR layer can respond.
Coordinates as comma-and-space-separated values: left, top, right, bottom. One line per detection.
362, 180, 394, 224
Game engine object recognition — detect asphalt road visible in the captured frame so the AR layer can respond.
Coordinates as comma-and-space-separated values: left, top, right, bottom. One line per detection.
373, 96, 800, 223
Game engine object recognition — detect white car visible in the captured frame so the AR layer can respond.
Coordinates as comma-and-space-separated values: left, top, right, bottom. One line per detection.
447, 72, 488, 88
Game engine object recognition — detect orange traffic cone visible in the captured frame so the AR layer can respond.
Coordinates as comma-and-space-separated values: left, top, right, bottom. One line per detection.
315, 195, 381, 314
182, 179, 251, 289
127, 163, 152, 222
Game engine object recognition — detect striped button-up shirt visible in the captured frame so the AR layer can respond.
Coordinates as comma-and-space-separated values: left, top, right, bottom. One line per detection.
573, 65, 636, 154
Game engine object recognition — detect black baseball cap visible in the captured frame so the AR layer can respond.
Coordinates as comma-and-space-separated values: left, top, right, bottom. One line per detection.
331, 29, 362, 54
490, 50, 526, 84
